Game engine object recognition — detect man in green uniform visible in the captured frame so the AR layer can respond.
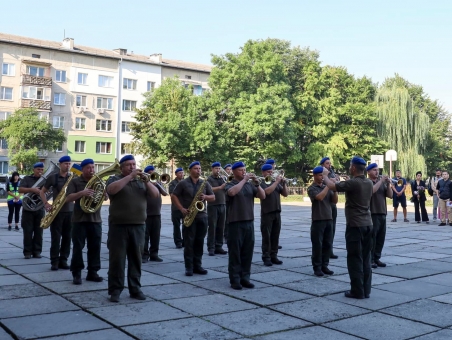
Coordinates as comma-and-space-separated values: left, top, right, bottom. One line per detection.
223, 164, 232, 243
225, 161, 265, 290
106, 155, 159, 302
65, 159, 104, 285
207, 162, 227, 256
169, 168, 185, 248
323, 156, 373, 299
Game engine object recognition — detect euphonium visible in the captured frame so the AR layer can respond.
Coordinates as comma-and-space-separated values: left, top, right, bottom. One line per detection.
23, 161, 59, 211
183, 177, 207, 227
80, 159, 121, 214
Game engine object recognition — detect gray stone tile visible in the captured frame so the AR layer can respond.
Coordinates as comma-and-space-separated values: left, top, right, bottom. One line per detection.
375, 263, 447, 279
24, 271, 73, 283
0, 295, 79, 318
0, 283, 52, 300
1, 311, 111, 339
403, 251, 451, 260
281, 277, 351, 296
417, 273, 452, 287
0, 274, 32, 286
141, 283, 214, 300
381, 255, 425, 265
124, 317, 241, 340
326, 312, 439, 340
139, 272, 179, 286
256, 325, 362, 340
192, 277, 270, 293
0, 267, 14, 275
63, 290, 152, 309
0, 257, 47, 266
161, 269, 228, 282
377, 280, 452, 298
250, 270, 313, 285
41, 279, 108, 294
141, 262, 187, 274
329, 273, 405, 285
89, 301, 189, 326
224, 286, 312, 306
411, 329, 452, 339
8, 263, 56, 274
205, 308, 311, 336
437, 256, 452, 263
44, 328, 134, 340
165, 293, 257, 316
414, 259, 452, 272
430, 293, 452, 304
271, 297, 369, 323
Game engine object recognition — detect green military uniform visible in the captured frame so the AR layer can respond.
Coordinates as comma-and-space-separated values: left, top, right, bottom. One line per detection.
169, 179, 184, 247
207, 175, 226, 253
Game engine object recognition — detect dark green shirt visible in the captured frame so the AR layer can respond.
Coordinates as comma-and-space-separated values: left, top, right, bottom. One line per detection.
259, 182, 282, 214
171, 177, 213, 217
44, 173, 74, 213
225, 180, 258, 223
66, 175, 102, 223
19, 175, 43, 212
308, 183, 333, 221
207, 175, 226, 205
370, 179, 388, 215
169, 179, 182, 212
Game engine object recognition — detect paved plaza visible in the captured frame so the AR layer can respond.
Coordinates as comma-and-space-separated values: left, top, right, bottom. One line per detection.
0, 202, 452, 339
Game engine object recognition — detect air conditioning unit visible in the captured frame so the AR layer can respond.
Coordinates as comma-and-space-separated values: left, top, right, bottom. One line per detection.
97, 108, 105, 114
77, 107, 85, 114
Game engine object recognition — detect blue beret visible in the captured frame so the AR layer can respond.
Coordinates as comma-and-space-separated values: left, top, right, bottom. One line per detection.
175, 167, 183, 174
351, 156, 367, 166
313, 166, 324, 175
33, 162, 44, 169
265, 159, 275, 164
120, 155, 135, 164
211, 162, 221, 168
59, 155, 71, 163
261, 164, 273, 171
366, 163, 378, 171
144, 165, 155, 173
80, 159, 94, 168
232, 161, 245, 170
189, 161, 200, 169
224, 164, 232, 169
320, 157, 330, 165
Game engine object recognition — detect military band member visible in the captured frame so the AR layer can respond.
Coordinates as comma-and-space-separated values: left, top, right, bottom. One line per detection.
223, 164, 232, 243
207, 162, 228, 256
65, 159, 104, 285
308, 166, 337, 276
259, 163, 288, 266
265, 159, 282, 250
40, 155, 74, 271
106, 155, 159, 302
169, 168, 185, 248
171, 161, 215, 276
320, 157, 339, 259
225, 162, 266, 290
323, 157, 373, 299
142, 165, 168, 263
366, 163, 392, 269
19, 162, 45, 259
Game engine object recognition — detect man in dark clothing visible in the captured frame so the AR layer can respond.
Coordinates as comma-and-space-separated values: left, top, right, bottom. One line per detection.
19, 163, 46, 259
223, 164, 232, 242
391, 170, 408, 222
142, 165, 168, 263
65, 159, 104, 285
366, 163, 392, 269
225, 161, 265, 290
171, 161, 215, 276
437, 171, 451, 226
169, 168, 185, 248
323, 156, 373, 299
308, 166, 337, 277
259, 163, 288, 266
40, 155, 74, 271
207, 162, 227, 256
106, 154, 159, 302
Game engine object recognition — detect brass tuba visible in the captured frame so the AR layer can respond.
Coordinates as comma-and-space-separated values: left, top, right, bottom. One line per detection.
80, 159, 121, 213
183, 178, 207, 227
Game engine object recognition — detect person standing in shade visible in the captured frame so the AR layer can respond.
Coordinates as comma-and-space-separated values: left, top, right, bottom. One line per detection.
431, 169, 441, 221
19, 163, 45, 259
391, 170, 409, 222
308, 166, 337, 276
366, 163, 392, 269
65, 159, 104, 285
207, 162, 228, 256
142, 165, 168, 263
169, 168, 185, 248
223, 163, 232, 243
319, 157, 339, 259
411, 171, 429, 224
437, 171, 451, 226
265, 158, 283, 250
7, 171, 23, 231
259, 163, 288, 266
225, 161, 265, 290
40, 155, 74, 271
171, 161, 215, 276
106, 155, 159, 302
323, 157, 373, 299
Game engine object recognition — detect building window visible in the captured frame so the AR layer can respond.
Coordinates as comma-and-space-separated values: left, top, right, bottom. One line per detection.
0, 87, 13, 100
0, 112, 11, 121
55, 70, 66, 82
147, 81, 155, 92
98, 75, 113, 88
76, 95, 87, 107
26, 66, 45, 77
52, 116, 64, 129
96, 142, 112, 154
55, 143, 63, 153
22, 86, 51, 101
54, 93, 66, 105
0, 138, 8, 149
96, 119, 112, 132
97, 97, 113, 110
120, 143, 131, 154
95, 164, 110, 172
78, 73, 88, 85
75, 117, 86, 130
122, 100, 137, 111
121, 121, 132, 133
185, 75, 192, 79
32, 54, 40, 59
75, 140, 86, 153
193, 85, 203, 96
2, 63, 15, 76
123, 78, 137, 90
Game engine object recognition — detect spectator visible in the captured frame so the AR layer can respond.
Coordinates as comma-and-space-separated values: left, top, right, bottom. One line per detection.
436, 171, 451, 226
7, 172, 23, 231
391, 170, 408, 222
431, 169, 441, 221
411, 171, 429, 224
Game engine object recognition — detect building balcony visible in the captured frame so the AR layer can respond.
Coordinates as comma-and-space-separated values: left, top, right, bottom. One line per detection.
21, 99, 52, 111
22, 74, 52, 87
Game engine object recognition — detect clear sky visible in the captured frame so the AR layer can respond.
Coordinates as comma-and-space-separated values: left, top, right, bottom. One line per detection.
2, 0, 451, 111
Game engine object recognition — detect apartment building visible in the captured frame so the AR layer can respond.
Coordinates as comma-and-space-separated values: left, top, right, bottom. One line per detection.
0, 32, 212, 173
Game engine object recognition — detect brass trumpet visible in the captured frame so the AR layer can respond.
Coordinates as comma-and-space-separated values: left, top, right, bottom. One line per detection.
390, 178, 404, 186
150, 172, 171, 184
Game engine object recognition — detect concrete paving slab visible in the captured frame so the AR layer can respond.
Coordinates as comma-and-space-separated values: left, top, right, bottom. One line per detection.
255, 325, 362, 339
416, 273, 452, 287
250, 270, 313, 285
329, 273, 405, 286
138, 272, 179, 286
430, 293, 452, 304
63, 290, 153, 309
161, 269, 228, 282
141, 283, 214, 300
41, 279, 108, 294
224, 286, 312, 306
0, 267, 14, 275
192, 277, 271, 293
411, 329, 452, 339
377, 280, 452, 298
43, 328, 134, 340
0, 327, 12, 339
23, 271, 73, 283
281, 277, 351, 296
0, 274, 32, 286
375, 263, 447, 279
0, 283, 52, 300
381, 255, 426, 265
8, 263, 56, 274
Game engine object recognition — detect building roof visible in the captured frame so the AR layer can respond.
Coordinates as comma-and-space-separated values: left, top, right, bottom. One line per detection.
0, 32, 212, 73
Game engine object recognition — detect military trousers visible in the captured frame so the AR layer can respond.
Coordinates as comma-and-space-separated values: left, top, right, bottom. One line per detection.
227, 221, 255, 284
330, 204, 337, 255
70, 222, 102, 273
182, 216, 208, 270
371, 214, 386, 262
310, 219, 332, 270
50, 211, 73, 265
207, 204, 226, 251
22, 209, 44, 256
260, 211, 281, 261
171, 210, 184, 246
143, 215, 161, 259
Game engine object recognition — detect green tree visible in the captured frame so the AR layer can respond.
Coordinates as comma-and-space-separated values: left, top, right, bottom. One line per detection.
0, 108, 66, 172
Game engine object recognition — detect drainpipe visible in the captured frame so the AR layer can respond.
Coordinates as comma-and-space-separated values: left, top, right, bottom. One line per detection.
116, 58, 122, 160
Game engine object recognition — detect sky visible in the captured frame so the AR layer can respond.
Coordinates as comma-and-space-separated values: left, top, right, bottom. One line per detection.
2, 0, 451, 111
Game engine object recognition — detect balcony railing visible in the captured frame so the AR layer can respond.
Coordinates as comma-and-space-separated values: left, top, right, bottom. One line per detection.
22, 74, 52, 86
21, 99, 52, 111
